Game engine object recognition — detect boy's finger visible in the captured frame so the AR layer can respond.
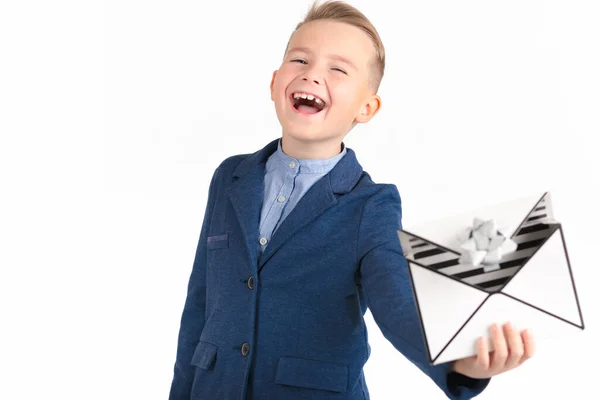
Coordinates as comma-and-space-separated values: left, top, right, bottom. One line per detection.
476, 336, 490, 371
490, 323, 508, 372
519, 329, 536, 364
504, 322, 523, 369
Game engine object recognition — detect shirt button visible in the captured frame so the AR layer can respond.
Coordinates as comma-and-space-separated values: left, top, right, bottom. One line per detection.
247, 275, 254, 290
289, 161, 295, 168
241, 342, 250, 356
259, 237, 268, 245
277, 195, 285, 203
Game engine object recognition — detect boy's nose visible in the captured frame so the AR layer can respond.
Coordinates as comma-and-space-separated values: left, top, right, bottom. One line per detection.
302, 76, 321, 85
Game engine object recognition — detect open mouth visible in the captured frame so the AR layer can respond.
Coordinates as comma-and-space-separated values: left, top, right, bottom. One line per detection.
290, 92, 327, 115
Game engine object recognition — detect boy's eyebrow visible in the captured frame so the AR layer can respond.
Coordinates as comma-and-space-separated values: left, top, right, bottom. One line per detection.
287, 46, 357, 71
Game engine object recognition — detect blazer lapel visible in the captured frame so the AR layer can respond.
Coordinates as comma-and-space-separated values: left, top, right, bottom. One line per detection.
227, 139, 278, 273
257, 173, 337, 271
227, 137, 364, 274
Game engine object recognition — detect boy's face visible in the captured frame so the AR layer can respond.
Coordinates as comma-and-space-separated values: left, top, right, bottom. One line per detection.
270, 20, 381, 147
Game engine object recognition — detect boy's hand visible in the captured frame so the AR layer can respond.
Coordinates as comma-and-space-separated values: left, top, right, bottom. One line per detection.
451, 322, 535, 379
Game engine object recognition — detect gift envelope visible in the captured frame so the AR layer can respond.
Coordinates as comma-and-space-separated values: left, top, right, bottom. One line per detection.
397, 192, 584, 365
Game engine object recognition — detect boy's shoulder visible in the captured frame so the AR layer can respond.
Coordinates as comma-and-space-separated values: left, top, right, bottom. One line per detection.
223, 153, 251, 169
212, 153, 252, 178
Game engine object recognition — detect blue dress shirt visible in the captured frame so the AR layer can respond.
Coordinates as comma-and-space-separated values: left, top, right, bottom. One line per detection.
257, 138, 347, 262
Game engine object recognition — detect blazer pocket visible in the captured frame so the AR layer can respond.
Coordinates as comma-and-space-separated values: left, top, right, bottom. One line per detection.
190, 341, 218, 370
206, 233, 228, 250
274, 356, 348, 393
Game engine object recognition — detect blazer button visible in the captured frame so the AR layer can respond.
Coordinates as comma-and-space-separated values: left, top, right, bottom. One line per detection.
241, 342, 250, 356
247, 276, 254, 290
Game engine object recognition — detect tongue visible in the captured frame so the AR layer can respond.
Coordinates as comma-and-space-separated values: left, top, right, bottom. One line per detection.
297, 105, 319, 114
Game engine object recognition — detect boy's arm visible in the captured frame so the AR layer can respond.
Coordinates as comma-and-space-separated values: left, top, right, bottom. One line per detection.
357, 185, 490, 400
168, 166, 220, 400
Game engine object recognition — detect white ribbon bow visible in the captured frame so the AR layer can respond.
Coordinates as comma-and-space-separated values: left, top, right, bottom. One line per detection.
457, 218, 518, 272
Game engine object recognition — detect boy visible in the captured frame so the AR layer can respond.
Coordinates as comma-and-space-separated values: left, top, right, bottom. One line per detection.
169, 1, 535, 399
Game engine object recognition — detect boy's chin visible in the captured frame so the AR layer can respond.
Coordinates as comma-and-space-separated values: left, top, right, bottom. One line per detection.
280, 114, 323, 131
281, 124, 326, 140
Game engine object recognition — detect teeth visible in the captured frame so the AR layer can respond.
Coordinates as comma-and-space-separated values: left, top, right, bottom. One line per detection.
293, 92, 325, 106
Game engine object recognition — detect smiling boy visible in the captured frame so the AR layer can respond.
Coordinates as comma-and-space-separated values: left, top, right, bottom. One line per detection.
168, 1, 534, 399
269, 8, 382, 160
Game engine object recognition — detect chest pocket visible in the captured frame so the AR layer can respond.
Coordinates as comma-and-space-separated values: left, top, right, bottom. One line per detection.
207, 233, 229, 250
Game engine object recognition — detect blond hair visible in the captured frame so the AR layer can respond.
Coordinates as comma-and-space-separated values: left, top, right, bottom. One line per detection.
285, 0, 385, 92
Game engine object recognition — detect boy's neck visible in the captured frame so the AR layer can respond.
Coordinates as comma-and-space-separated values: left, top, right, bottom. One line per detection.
280, 135, 345, 160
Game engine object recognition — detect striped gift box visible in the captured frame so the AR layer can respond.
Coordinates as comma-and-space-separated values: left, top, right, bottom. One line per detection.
397, 192, 584, 365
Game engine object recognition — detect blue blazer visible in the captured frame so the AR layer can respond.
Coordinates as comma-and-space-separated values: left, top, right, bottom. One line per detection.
169, 138, 489, 399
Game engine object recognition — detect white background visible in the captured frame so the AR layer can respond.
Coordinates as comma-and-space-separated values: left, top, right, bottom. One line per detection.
1, 0, 598, 399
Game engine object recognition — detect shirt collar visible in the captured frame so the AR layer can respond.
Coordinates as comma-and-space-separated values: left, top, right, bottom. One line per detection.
274, 138, 347, 174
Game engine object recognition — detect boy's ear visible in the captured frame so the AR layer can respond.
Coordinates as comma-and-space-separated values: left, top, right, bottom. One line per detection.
354, 94, 382, 124
270, 70, 278, 101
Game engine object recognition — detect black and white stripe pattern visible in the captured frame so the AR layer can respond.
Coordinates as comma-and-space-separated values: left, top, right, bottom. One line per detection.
512, 192, 553, 234
402, 194, 558, 292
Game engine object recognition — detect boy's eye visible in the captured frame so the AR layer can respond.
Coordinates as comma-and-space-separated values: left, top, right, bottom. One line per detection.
332, 67, 347, 74
291, 59, 307, 64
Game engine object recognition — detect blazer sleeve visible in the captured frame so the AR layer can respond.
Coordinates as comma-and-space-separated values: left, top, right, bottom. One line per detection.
357, 184, 491, 400
168, 166, 220, 400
